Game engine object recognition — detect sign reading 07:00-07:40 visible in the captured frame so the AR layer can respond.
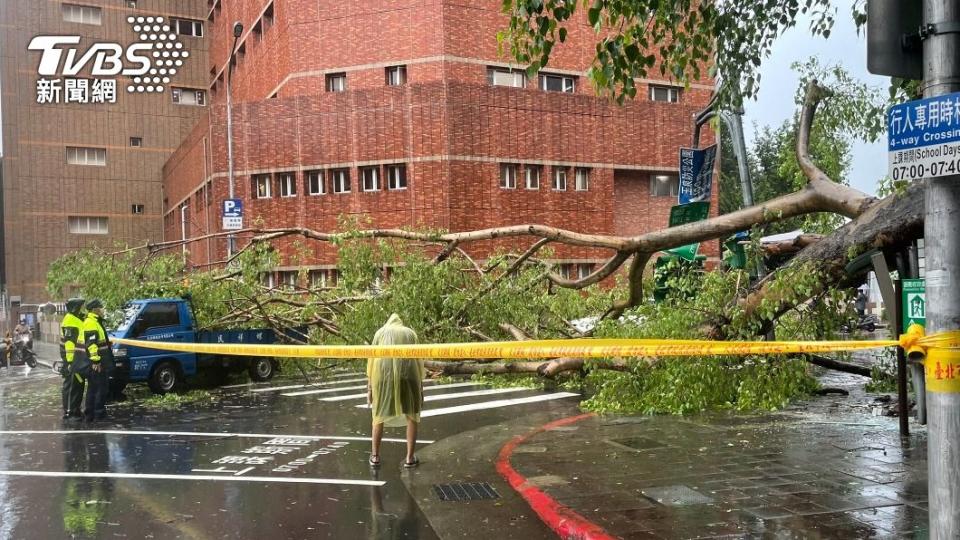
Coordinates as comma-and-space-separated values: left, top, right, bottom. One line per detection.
888, 92, 960, 181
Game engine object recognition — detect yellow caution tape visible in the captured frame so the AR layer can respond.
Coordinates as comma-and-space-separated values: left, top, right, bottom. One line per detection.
924, 348, 960, 394
112, 325, 959, 362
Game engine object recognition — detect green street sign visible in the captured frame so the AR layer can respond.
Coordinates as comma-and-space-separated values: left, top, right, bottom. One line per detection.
902, 278, 926, 332
667, 202, 710, 261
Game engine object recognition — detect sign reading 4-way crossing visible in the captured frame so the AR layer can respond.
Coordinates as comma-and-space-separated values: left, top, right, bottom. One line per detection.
888, 92, 960, 181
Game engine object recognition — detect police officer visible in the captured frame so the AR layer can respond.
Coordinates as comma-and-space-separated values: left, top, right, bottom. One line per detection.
82, 299, 112, 421
60, 298, 87, 420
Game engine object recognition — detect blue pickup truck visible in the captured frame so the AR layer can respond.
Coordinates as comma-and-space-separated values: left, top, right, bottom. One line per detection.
111, 298, 283, 394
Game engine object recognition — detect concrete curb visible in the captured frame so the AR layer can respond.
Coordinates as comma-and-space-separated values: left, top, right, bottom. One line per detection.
495, 412, 616, 540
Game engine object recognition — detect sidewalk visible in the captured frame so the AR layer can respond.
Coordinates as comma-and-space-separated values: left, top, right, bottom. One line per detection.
501, 397, 928, 539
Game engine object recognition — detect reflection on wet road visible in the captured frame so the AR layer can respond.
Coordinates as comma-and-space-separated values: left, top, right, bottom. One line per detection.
0, 365, 581, 539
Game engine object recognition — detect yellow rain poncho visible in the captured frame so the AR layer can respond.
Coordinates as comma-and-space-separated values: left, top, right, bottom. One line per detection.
367, 314, 425, 427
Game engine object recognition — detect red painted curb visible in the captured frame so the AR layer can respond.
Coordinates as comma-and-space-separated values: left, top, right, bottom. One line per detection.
495, 412, 617, 540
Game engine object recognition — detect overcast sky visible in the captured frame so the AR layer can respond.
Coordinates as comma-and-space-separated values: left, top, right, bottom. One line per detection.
741, 0, 889, 196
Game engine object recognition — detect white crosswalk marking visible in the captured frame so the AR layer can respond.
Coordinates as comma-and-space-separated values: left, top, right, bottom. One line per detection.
251, 377, 368, 393
355, 387, 532, 408
320, 382, 483, 402
281, 384, 368, 397
418, 392, 579, 418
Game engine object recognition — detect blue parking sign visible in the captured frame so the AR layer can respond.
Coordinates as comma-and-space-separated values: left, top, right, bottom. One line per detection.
222, 199, 243, 218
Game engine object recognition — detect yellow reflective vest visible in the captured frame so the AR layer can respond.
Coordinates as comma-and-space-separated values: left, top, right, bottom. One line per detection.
82, 313, 108, 363
60, 312, 85, 364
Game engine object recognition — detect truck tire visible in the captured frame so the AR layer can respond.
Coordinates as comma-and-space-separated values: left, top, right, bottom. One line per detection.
148, 361, 181, 394
249, 358, 276, 382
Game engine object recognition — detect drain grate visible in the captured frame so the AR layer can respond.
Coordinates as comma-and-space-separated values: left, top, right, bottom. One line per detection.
433, 482, 501, 502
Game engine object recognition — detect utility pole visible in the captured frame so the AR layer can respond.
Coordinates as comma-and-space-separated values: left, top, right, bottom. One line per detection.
225, 22, 243, 258
922, 1, 960, 537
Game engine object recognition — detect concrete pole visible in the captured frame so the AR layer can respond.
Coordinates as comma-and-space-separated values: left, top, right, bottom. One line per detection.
180, 204, 189, 267
922, 1, 960, 537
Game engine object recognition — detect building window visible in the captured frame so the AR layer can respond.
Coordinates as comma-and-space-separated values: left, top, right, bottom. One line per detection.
263, 1, 275, 29
173, 18, 204, 37
126, 0, 138, 8
132, 204, 145, 214
261, 272, 276, 289
386, 164, 407, 190
309, 269, 339, 288
361, 167, 381, 192
66, 146, 106, 166
525, 166, 541, 190
307, 170, 325, 195
326, 73, 346, 92
278, 172, 297, 197
386, 65, 407, 86
278, 271, 298, 290
575, 168, 590, 191
253, 20, 263, 41
69, 216, 108, 235
553, 167, 568, 191
650, 174, 680, 197
540, 73, 576, 93
172, 88, 206, 106
649, 85, 681, 103
556, 263, 573, 279
487, 67, 525, 88
331, 169, 351, 193
500, 164, 518, 189
577, 263, 593, 279
252, 174, 272, 199
62, 4, 102, 25
130, 137, 142, 147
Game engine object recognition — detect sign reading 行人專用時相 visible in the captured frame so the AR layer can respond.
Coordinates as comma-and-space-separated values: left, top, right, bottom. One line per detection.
888, 92, 960, 181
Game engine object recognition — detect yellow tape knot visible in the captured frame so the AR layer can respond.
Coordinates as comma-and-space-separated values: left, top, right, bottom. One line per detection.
898, 323, 927, 362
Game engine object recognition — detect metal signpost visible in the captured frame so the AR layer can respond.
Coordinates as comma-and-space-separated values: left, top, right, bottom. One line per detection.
222, 199, 243, 231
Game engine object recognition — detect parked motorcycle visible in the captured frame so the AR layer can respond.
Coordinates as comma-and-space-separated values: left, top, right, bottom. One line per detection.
841, 314, 879, 333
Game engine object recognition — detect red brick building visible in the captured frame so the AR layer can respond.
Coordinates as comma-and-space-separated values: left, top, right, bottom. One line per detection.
162, 0, 717, 285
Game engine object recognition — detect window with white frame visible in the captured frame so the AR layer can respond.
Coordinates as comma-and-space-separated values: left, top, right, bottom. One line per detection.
130, 137, 143, 147
553, 167, 568, 191
127, 0, 138, 9
540, 73, 576, 93
307, 170, 325, 195
649, 85, 681, 103
487, 67, 525, 88
361, 167, 380, 192
650, 174, 680, 197
577, 263, 593, 279
252, 174, 272, 199
332, 169, 351, 193
278, 172, 296, 197
326, 73, 346, 92
525, 165, 541, 190
66, 146, 106, 166
386, 65, 407, 86
172, 87, 206, 106
68, 216, 108, 235
261, 272, 276, 289
173, 18, 203, 37
309, 268, 339, 288
279, 271, 298, 289
62, 4, 102, 25
575, 168, 590, 191
386, 164, 407, 190
556, 263, 573, 279
132, 204, 145, 214
500, 163, 518, 189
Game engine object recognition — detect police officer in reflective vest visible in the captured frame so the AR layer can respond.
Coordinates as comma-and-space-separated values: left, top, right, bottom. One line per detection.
60, 298, 87, 420
82, 299, 112, 421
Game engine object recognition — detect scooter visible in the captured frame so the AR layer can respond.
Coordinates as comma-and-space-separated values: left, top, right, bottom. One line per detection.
9, 334, 38, 368
841, 314, 879, 333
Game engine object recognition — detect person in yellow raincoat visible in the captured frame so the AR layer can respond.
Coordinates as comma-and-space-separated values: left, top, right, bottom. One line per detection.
367, 314, 424, 468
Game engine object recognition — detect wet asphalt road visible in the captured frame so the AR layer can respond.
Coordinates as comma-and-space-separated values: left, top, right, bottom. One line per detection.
0, 359, 580, 539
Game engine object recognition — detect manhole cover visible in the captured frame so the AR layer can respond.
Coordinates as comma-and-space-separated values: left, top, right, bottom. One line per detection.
433, 482, 501, 502
606, 437, 666, 451
642, 485, 714, 506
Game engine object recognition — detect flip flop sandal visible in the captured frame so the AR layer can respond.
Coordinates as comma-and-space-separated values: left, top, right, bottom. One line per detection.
403, 457, 420, 469
369, 454, 381, 467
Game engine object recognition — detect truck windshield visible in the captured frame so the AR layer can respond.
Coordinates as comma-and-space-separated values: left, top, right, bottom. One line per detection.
116, 303, 142, 332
